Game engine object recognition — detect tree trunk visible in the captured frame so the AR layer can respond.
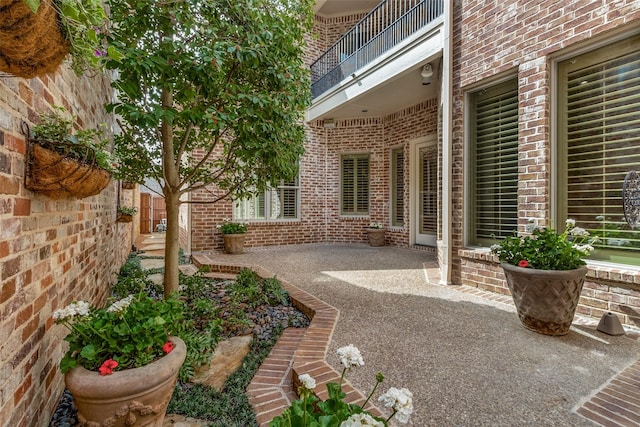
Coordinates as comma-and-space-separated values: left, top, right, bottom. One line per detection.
163, 191, 181, 296
161, 85, 181, 297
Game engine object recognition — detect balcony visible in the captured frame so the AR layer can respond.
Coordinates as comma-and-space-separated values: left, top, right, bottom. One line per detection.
311, 0, 444, 99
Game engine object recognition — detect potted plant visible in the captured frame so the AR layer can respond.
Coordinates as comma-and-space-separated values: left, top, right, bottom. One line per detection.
491, 219, 597, 335
366, 222, 386, 247
116, 206, 138, 223
217, 218, 248, 254
0, 0, 121, 78
25, 107, 115, 199
270, 344, 414, 426
52, 294, 187, 426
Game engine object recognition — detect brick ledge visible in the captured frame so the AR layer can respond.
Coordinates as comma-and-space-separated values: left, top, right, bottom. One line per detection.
191, 254, 386, 426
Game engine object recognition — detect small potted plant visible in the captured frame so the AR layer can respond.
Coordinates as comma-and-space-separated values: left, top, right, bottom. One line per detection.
270, 344, 414, 426
217, 218, 248, 254
366, 222, 386, 247
53, 294, 187, 426
116, 206, 138, 223
25, 107, 116, 199
491, 219, 597, 335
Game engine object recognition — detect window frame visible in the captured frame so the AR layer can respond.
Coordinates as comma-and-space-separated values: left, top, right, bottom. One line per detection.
391, 146, 405, 227
233, 177, 301, 222
465, 76, 520, 247
555, 33, 640, 266
340, 153, 370, 216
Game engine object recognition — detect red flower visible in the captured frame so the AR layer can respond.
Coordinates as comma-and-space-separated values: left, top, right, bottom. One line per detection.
99, 359, 118, 376
162, 341, 174, 354
518, 260, 529, 268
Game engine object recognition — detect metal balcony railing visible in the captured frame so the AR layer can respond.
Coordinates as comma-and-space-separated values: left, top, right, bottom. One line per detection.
310, 0, 444, 98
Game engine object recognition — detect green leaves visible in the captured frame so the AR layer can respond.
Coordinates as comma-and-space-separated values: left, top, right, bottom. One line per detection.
22, 0, 40, 14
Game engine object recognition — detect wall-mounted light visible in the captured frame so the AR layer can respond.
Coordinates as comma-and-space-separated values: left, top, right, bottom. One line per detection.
421, 63, 433, 85
323, 119, 335, 129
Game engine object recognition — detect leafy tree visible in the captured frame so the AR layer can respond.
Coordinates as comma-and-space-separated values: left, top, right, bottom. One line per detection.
106, 0, 314, 296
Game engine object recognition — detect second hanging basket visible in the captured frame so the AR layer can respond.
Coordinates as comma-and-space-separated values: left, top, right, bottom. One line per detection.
0, 0, 70, 78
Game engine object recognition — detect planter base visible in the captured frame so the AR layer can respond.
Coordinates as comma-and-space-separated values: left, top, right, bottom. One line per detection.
223, 234, 246, 254
501, 263, 588, 336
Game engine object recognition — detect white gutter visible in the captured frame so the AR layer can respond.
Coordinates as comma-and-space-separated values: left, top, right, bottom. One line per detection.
439, 0, 453, 285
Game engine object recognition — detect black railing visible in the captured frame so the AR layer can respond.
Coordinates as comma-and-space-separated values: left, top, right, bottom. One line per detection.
310, 0, 444, 98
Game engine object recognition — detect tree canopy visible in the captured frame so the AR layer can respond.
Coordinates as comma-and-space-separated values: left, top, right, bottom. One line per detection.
106, 0, 314, 294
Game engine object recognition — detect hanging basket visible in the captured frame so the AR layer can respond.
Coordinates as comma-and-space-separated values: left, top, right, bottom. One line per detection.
116, 214, 133, 223
25, 139, 111, 199
0, 0, 70, 78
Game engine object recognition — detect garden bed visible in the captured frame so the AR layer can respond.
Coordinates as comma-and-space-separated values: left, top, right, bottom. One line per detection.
49, 256, 309, 426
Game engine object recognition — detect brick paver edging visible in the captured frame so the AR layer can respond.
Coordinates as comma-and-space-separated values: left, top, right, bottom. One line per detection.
190, 255, 386, 426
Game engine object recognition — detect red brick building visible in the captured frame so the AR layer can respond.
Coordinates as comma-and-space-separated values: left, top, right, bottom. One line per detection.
186, 0, 640, 328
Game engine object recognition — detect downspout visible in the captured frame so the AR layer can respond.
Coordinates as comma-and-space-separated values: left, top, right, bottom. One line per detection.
439, 0, 453, 285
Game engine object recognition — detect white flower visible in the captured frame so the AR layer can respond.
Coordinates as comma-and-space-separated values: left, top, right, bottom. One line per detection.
489, 244, 500, 253
595, 215, 604, 221
340, 413, 384, 427
53, 301, 90, 321
298, 373, 316, 390
378, 387, 414, 424
574, 244, 595, 255
606, 238, 630, 247
565, 218, 576, 228
107, 295, 135, 313
337, 344, 364, 369
570, 227, 589, 237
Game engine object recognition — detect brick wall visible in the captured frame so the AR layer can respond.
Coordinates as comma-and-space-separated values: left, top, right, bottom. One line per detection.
451, 0, 640, 326
190, 99, 438, 252
0, 66, 130, 426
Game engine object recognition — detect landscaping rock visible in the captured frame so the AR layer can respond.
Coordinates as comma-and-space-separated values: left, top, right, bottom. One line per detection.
192, 335, 253, 391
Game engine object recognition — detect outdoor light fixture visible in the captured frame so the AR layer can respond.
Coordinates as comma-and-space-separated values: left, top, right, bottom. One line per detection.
421, 63, 433, 85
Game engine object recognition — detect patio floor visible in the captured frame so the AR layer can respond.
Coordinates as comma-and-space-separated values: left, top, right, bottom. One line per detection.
138, 234, 640, 426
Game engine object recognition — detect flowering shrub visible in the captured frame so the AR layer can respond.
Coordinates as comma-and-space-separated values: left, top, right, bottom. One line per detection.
368, 222, 384, 229
269, 344, 413, 427
491, 219, 597, 270
53, 293, 184, 374
117, 206, 138, 216
217, 218, 248, 234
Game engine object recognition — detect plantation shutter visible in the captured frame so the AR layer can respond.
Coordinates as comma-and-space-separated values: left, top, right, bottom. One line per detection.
471, 79, 519, 244
392, 148, 404, 226
559, 36, 640, 263
341, 154, 369, 215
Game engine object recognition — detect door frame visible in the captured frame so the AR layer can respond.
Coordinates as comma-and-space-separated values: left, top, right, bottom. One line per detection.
409, 135, 438, 246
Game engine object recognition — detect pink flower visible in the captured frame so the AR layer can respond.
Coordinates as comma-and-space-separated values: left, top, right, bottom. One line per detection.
162, 341, 174, 354
518, 260, 529, 268
99, 359, 118, 376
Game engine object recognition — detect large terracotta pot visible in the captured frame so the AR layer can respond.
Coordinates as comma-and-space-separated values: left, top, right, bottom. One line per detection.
501, 263, 588, 336
65, 336, 186, 427
366, 228, 385, 247
223, 233, 246, 254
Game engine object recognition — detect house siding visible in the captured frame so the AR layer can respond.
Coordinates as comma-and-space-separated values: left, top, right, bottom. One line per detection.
0, 68, 130, 425
451, 0, 640, 326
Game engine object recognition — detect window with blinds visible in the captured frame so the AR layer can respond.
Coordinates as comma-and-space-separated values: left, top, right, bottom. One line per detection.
469, 79, 519, 245
391, 147, 404, 226
233, 178, 300, 221
341, 154, 369, 215
558, 35, 640, 266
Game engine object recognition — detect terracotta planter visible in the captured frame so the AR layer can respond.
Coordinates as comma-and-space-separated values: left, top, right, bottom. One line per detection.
366, 228, 386, 247
65, 336, 186, 427
223, 233, 246, 254
501, 263, 588, 336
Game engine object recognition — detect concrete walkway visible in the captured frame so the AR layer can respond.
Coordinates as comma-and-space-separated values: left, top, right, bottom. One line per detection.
199, 244, 640, 427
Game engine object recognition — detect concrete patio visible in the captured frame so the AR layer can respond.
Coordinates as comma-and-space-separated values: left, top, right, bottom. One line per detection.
193, 243, 640, 427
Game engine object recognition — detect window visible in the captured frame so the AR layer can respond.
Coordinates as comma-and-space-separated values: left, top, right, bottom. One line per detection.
233, 178, 300, 220
558, 35, 640, 266
341, 154, 369, 215
391, 147, 404, 226
468, 78, 519, 246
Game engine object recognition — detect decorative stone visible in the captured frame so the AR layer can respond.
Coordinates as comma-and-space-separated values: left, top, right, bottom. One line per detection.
193, 335, 252, 391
